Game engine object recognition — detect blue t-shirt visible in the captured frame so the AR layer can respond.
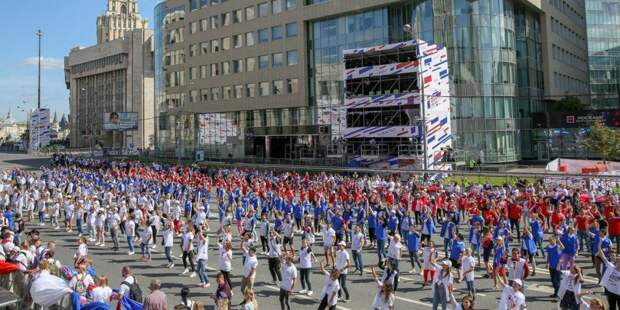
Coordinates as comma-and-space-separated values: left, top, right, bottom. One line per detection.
332, 217, 344, 233
388, 215, 399, 232
601, 237, 612, 258
375, 221, 387, 241
368, 213, 377, 229
406, 231, 419, 252
450, 240, 465, 261
4, 211, 14, 230
545, 244, 562, 269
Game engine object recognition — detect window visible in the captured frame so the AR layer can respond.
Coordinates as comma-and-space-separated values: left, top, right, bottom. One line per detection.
190, 22, 198, 34
286, 22, 298, 37
258, 2, 269, 17
271, 80, 284, 95
272, 53, 284, 67
201, 89, 209, 102
210, 63, 219, 76
222, 61, 230, 75
223, 86, 232, 100
210, 39, 220, 53
286, 0, 297, 10
246, 57, 256, 72
189, 67, 198, 80
258, 28, 269, 43
287, 78, 298, 94
200, 42, 209, 55
245, 32, 255, 46
259, 82, 270, 96
189, 43, 199, 57
222, 37, 231, 50
233, 34, 243, 48
272, 0, 282, 14
189, 90, 199, 103
246, 83, 256, 98
287, 50, 298, 66
200, 19, 208, 32
245, 6, 256, 20
200, 65, 208, 79
222, 12, 232, 26
259, 55, 269, 70
210, 16, 219, 29
271, 25, 283, 40
234, 85, 244, 99
233, 9, 243, 24
233, 59, 244, 73
211, 87, 221, 101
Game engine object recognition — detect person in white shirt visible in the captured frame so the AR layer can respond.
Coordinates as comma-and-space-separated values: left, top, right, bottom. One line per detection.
597, 250, 620, 310
351, 224, 365, 276
498, 277, 526, 310
460, 248, 476, 299
181, 225, 196, 278
370, 265, 395, 310
162, 221, 174, 268
322, 220, 336, 267
317, 260, 340, 310
107, 208, 121, 251
268, 230, 283, 284
279, 254, 298, 310
558, 264, 586, 310
335, 241, 351, 302
431, 259, 455, 310
297, 238, 317, 296
125, 216, 136, 255
196, 226, 210, 288
218, 240, 233, 288
118, 266, 136, 299
139, 222, 153, 262
91, 276, 113, 306
241, 247, 258, 294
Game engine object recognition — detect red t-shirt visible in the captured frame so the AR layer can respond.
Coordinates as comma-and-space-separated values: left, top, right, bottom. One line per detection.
576, 215, 590, 231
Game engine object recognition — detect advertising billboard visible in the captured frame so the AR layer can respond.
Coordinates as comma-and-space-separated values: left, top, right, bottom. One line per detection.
29, 108, 51, 150
103, 112, 138, 130
532, 109, 620, 128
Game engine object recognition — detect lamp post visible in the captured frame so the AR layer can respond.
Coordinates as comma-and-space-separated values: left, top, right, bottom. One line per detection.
36, 30, 42, 110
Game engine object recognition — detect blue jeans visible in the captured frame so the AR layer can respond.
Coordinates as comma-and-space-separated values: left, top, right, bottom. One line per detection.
443, 238, 452, 257
352, 250, 364, 272
376, 239, 386, 263
165, 246, 173, 263
578, 231, 590, 252
126, 236, 134, 252
76, 218, 83, 235
466, 280, 476, 298
197, 259, 209, 284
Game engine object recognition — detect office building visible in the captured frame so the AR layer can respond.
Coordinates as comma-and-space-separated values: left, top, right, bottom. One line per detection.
154, 0, 584, 164
97, 0, 149, 44
65, 0, 154, 150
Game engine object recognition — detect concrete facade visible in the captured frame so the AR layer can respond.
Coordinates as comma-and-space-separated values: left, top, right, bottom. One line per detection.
97, 0, 148, 44
65, 29, 155, 150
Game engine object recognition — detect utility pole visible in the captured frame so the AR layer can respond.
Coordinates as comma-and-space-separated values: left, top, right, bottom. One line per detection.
36, 30, 42, 110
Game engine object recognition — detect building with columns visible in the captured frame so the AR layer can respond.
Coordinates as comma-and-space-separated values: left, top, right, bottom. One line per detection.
97, 0, 148, 44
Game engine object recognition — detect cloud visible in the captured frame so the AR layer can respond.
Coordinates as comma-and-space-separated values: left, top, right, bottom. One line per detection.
23, 57, 64, 70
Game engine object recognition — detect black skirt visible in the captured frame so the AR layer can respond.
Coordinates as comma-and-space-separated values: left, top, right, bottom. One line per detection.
560, 290, 579, 310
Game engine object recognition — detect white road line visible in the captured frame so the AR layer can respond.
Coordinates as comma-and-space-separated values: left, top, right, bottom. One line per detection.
394, 295, 433, 307
535, 269, 598, 284
264, 285, 352, 310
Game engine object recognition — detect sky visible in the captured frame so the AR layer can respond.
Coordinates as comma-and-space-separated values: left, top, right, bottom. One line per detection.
0, 0, 160, 122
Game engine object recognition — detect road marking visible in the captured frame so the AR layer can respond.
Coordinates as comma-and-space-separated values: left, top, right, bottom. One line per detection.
264, 285, 352, 310
394, 295, 432, 307
535, 268, 599, 284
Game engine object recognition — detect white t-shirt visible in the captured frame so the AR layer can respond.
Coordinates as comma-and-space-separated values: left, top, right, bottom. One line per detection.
163, 229, 174, 247
351, 232, 364, 251
323, 228, 335, 247
242, 255, 258, 278
196, 237, 209, 261
335, 250, 350, 274
299, 247, 313, 269
280, 263, 297, 291
461, 255, 476, 282
182, 232, 194, 252
387, 239, 402, 260
218, 245, 232, 272
91, 286, 113, 304
371, 282, 395, 310
319, 271, 340, 306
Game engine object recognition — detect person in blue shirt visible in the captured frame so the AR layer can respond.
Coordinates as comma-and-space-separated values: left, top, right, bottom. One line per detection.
292, 200, 303, 230
492, 236, 507, 289
313, 199, 324, 233
375, 213, 388, 266
331, 211, 345, 244
387, 210, 399, 237
450, 233, 466, 280
441, 214, 456, 258
560, 226, 578, 269
529, 216, 545, 258
520, 225, 538, 276
367, 208, 377, 248
545, 235, 564, 300
420, 211, 435, 243
406, 225, 421, 274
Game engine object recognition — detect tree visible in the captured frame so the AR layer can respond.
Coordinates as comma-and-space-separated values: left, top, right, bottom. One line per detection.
584, 121, 620, 162
554, 96, 585, 112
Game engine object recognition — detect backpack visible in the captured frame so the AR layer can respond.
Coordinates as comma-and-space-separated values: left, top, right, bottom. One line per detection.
122, 279, 143, 303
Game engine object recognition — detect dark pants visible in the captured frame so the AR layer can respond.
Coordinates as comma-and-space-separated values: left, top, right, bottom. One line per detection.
549, 268, 561, 296
269, 257, 282, 282
510, 219, 520, 240
608, 290, 620, 310
221, 270, 232, 289
260, 236, 268, 252
279, 288, 291, 310
318, 295, 336, 310
338, 274, 350, 300
182, 251, 195, 271
300, 268, 312, 291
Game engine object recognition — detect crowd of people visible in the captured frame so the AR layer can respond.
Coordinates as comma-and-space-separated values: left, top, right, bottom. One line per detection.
0, 155, 618, 310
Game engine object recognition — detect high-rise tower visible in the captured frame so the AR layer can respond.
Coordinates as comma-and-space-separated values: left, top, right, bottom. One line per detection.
96, 0, 148, 44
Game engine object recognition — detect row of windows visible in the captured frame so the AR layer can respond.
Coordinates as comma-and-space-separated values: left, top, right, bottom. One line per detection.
190, 0, 298, 21
166, 27, 185, 44
188, 23, 297, 57
550, 17, 585, 47
163, 49, 185, 66
100, 16, 141, 28
551, 44, 586, 71
188, 79, 299, 103
553, 72, 588, 93
550, 0, 584, 21
71, 54, 126, 75
188, 50, 298, 80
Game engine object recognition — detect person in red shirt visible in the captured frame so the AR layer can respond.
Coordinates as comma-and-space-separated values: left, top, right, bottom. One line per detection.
508, 202, 522, 240
575, 209, 592, 254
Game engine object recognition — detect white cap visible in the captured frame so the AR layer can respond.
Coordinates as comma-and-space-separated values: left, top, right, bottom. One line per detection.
512, 279, 523, 287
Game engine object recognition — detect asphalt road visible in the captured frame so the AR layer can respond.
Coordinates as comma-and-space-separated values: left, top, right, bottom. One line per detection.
0, 152, 609, 310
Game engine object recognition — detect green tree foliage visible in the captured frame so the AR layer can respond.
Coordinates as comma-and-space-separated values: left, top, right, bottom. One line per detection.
584, 121, 620, 162
554, 96, 585, 112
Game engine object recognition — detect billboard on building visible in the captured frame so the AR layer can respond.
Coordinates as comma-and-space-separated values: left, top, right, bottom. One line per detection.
532, 109, 620, 128
29, 108, 51, 150
103, 112, 138, 130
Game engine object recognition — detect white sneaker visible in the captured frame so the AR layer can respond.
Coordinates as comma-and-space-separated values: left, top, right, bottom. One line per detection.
128, 251, 135, 255
99, 243, 105, 247
410, 269, 416, 274
169, 263, 175, 269
151, 244, 157, 249
299, 289, 307, 294
54, 226, 59, 230
307, 291, 313, 296
181, 268, 189, 275
189, 272, 196, 278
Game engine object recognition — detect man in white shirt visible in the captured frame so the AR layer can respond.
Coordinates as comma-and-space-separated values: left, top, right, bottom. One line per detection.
335, 241, 351, 302
318, 261, 341, 310
280, 255, 297, 310
119, 266, 136, 300
460, 248, 476, 299
351, 224, 365, 276
125, 216, 136, 255
241, 247, 258, 294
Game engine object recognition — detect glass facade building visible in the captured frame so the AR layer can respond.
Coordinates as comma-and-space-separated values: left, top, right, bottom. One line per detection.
586, 0, 620, 109
155, 0, 545, 164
